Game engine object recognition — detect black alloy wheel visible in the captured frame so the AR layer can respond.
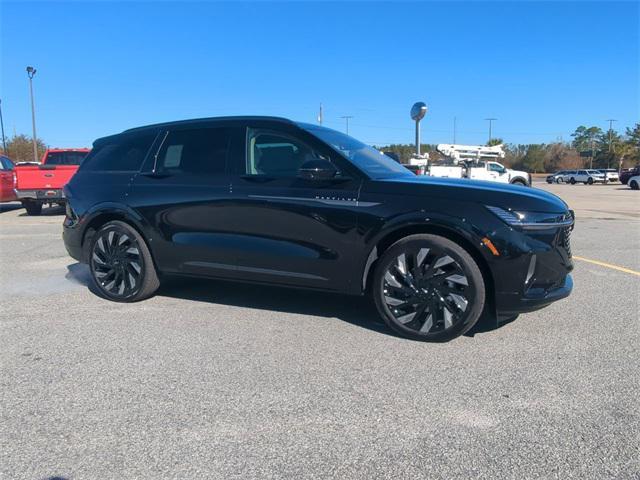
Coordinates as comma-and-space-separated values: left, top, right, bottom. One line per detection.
89, 221, 160, 302
373, 234, 485, 342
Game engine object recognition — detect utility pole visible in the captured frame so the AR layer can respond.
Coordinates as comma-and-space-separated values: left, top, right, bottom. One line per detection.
340, 115, 353, 135
606, 119, 617, 152
453, 117, 457, 143
317, 103, 323, 125
0, 99, 7, 153
590, 138, 595, 169
26, 66, 38, 162
485, 118, 497, 144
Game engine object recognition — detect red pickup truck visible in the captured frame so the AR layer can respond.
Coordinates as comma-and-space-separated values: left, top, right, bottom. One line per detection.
14, 148, 90, 215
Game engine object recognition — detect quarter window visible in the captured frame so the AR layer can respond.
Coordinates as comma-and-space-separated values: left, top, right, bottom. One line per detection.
157, 128, 231, 175
82, 133, 156, 172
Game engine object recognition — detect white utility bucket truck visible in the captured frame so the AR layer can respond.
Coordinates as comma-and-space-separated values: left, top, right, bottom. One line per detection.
427, 144, 531, 186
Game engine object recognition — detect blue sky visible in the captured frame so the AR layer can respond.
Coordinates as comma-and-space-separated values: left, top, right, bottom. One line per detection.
1, 1, 638, 148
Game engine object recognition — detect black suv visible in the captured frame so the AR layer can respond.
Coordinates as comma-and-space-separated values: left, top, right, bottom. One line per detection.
63, 117, 574, 341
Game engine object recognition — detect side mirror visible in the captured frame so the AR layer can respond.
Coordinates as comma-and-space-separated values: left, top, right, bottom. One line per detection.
297, 159, 337, 180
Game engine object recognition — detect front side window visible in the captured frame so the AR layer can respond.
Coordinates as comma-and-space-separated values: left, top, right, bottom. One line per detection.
156, 128, 231, 175
578, 170, 587, 175
246, 129, 321, 177
82, 133, 156, 172
488, 163, 505, 173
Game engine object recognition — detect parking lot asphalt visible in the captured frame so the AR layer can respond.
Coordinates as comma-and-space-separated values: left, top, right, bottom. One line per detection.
1, 183, 639, 479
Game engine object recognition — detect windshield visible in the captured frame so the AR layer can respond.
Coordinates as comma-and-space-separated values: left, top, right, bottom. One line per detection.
299, 123, 413, 179
45, 151, 89, 166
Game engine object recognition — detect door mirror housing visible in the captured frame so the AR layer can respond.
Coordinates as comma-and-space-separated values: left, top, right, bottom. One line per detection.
297, 159, 338, 180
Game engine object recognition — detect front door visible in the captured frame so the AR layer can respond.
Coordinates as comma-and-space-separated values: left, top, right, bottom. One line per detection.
226, 124, 363, 292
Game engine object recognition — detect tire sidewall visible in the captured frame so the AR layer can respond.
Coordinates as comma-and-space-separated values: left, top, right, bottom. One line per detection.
89, 221, 153, 302
372, 234, 485, 342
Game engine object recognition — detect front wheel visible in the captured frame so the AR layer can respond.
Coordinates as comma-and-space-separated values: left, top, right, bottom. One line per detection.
511, 179, 527, 186
631, 180, 639, 190
587, 177, 594, 185
570, 178, 576, 185
89, 220, 160, 302
372, 234, 485, 342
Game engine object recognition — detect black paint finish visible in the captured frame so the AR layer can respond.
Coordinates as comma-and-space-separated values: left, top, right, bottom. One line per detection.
63, 116, 573, 318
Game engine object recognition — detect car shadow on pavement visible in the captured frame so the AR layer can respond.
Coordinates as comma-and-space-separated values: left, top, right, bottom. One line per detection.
0, 202, 22, 213
65, 263, 507, 340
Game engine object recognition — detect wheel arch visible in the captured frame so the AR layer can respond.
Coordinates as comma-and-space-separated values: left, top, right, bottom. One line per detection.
361, 222, 496, 315
80, 204, 154, 264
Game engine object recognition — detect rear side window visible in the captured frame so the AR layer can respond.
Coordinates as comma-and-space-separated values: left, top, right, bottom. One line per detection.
44, 151, 88, 166
82, 133, 156, 172
156, 128, 231, 175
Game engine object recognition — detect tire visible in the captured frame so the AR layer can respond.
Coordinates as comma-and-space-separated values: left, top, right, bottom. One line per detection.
587, 177, 594, 185
511, 179, 527, 186
631, 180, 639, 190
89, 220, 160, 302
372, 234, 485, 342
22, 201, 42, 216
557, 178, 564, 184
570, 177, 576, 185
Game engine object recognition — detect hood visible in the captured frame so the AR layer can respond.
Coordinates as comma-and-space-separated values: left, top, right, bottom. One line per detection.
375, 175, 569, 213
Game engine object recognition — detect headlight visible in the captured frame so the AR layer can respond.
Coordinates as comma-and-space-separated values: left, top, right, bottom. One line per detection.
486, 206, 574, 230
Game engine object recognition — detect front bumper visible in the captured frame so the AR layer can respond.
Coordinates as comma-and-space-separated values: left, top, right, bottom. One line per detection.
495, 274, 573, 314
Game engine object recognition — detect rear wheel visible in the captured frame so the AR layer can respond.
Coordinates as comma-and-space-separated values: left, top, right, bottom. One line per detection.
570, 177, 576, 185
631, 180, 639, 190
22, 200, 42, 216
89, 220, 160, 302
372, 234, 485, 342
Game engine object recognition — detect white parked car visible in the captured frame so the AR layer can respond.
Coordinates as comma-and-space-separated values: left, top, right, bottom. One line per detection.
547, 170, 569, 183
597, 169, 619, 183
628, 175, 640, 190
564, 169, 606, 185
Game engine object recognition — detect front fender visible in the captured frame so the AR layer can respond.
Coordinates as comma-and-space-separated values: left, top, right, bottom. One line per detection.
359, 209, 492, 292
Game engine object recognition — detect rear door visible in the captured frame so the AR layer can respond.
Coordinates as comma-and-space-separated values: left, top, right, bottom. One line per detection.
128, 125, 244, 275
225, 122, 364, 291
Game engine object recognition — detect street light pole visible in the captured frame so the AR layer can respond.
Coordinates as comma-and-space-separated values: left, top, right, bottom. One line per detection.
340, 115, 353, 135
0, 99, 7, 153
26, 66, 38, 162
485, 118, 497, 144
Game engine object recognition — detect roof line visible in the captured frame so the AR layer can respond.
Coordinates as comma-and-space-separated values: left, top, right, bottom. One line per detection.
123, 115, 295, 133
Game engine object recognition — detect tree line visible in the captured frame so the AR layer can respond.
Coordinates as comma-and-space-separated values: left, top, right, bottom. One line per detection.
378, 123, 640, 173
0, 134, 47, 163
